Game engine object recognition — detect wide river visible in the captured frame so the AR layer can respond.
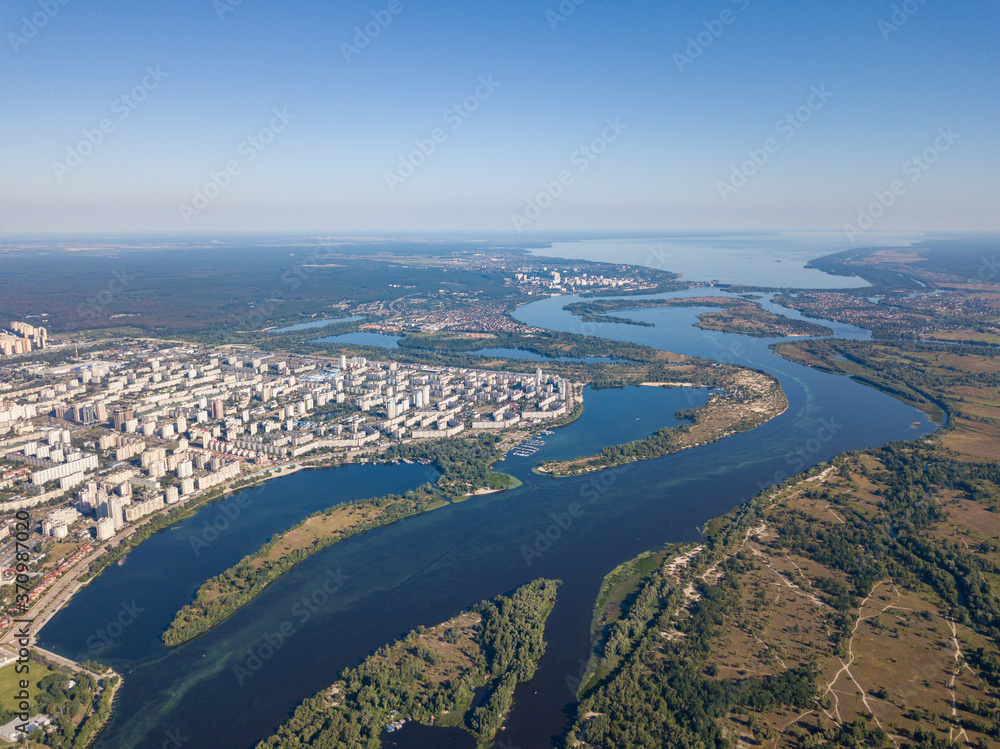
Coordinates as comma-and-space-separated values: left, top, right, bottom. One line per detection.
40, 289, 936, 749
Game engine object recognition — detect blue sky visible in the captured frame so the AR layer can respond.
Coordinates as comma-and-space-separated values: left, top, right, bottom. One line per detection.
1, 0, 998, 233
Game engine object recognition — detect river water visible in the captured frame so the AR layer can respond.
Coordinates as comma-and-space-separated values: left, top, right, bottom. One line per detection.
40, 288, 936, 749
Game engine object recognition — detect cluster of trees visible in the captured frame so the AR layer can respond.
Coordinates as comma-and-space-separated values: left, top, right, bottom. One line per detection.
384, 434, 503, 496
163, 485, 443, 646
573, 553, 815, 748
594, 557, 684, 677
0, 665, 117, 749
256, 579, 559, 749
775, 444, 1000, 648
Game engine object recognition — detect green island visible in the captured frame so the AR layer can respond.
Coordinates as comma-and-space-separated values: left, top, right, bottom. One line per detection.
536, 367, 787, 476
567, 336, 1000, 748
564, 296, 834, 338
162, 435, 509, 647
256, 578, 559, 749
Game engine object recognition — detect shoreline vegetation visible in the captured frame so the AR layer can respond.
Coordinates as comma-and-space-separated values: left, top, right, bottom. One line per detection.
564, 297, 835, 338
256, 579, 560, 749
162, 485, 446, 647
162, 435, 510, 647
0, 650, 121, 748
536, 369, 788, 477
569, 336, 1000, 747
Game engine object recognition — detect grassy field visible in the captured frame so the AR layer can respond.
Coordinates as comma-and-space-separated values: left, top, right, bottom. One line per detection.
0, 661, 62, 715
486, 471, 522, 490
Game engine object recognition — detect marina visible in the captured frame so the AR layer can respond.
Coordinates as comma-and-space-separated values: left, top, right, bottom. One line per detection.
509, 436, 547, 458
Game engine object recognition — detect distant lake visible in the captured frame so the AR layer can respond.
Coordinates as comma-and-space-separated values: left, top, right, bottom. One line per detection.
270, 316, 361, 332
315, 331, 401, 348
532, 231, 922, 289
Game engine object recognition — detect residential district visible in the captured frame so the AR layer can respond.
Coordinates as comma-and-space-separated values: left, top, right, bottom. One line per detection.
0, 323, 577, 635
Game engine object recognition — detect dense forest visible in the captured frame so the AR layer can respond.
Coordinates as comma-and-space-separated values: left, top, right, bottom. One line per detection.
383, 434, 504, 496
256, 579, 559, 749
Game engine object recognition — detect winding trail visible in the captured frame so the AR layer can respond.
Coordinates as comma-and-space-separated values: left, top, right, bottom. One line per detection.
946, 618, 971, 745
819, 580, 913, 747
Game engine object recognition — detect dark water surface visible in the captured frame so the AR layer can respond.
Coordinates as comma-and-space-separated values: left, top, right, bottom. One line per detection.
40, 292, 936, 749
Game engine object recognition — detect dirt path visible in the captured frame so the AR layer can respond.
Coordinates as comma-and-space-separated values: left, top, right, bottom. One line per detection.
946, 618, 971, 745
819, 581, 909, 746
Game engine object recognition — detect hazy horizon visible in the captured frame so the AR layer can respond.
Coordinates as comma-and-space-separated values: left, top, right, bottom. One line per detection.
3, 0, 998, 235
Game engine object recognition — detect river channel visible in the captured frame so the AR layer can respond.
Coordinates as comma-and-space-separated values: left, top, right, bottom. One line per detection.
40, 289, 936, 748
